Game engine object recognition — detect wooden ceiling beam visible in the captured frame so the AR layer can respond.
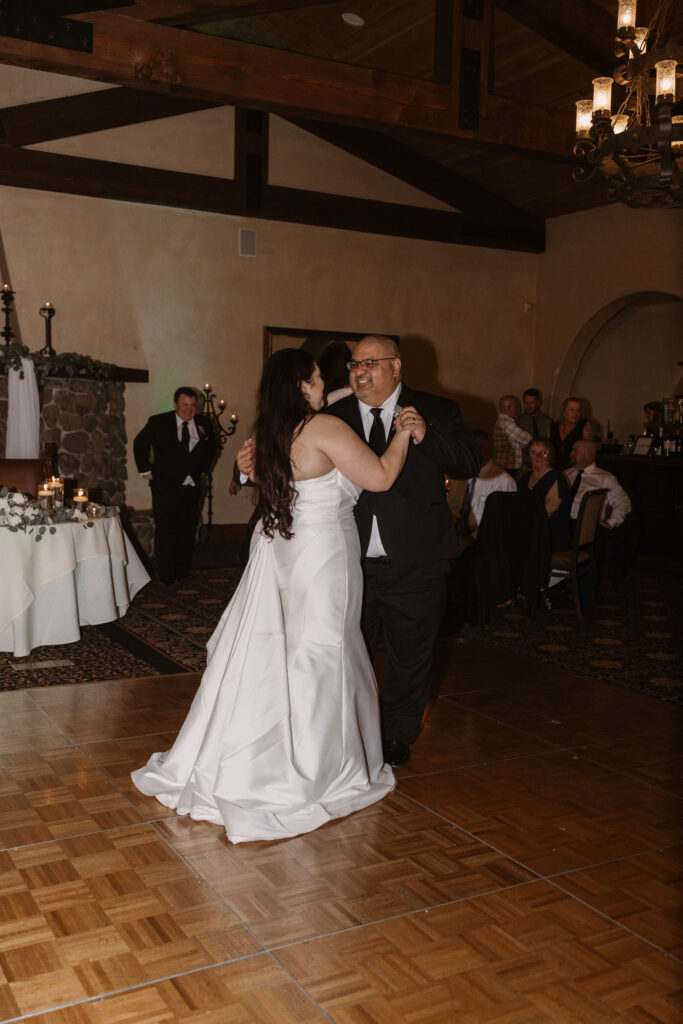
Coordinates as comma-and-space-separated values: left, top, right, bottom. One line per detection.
0, 87, 212, 147
0, 145, 544, 251
99, 0, 342, 23
494, 0, 615, 74
0, 11, 571, 155
0, 144, 238, 210
286, 116, 542, 231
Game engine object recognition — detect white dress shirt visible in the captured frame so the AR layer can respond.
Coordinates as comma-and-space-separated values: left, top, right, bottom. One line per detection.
177, 414, 199, 486
448, 460, 517, 535
564, 462, 631, 527
358, 384, 402, 558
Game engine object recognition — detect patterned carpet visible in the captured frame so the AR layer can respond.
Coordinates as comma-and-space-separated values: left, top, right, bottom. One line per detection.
456, 558, 682, 704
1, 555, 680, 701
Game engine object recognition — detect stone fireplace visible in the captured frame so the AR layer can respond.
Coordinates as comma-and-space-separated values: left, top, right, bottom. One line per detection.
0, 375, 128, 504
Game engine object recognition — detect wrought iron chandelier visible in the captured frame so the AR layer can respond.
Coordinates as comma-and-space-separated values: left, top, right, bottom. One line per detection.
573, 0, 682, 207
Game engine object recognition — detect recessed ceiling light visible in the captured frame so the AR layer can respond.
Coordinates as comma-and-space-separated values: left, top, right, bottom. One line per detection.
341, 12, 365, 27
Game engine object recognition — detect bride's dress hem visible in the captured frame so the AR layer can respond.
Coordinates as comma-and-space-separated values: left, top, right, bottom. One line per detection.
131, 470, 394, 846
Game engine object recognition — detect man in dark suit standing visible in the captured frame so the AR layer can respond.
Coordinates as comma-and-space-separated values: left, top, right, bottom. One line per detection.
134, 387, 216, 584
325, 336, 480, 766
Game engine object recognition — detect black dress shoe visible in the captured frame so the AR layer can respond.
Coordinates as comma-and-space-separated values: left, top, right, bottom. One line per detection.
383, 740, 410, 767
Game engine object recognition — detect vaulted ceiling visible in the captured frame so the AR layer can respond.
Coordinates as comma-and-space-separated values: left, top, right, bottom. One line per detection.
0, 1, 681, 252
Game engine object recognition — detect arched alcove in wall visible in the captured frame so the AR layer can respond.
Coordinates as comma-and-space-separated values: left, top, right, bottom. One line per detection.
552, 291, 683, 441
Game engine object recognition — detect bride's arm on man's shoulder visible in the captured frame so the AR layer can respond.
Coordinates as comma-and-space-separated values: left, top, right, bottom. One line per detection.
308, 415, 410, 492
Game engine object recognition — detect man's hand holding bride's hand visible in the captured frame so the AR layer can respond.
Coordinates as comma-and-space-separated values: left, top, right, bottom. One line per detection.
396, 406, 426, 444
236, 437, 256, 478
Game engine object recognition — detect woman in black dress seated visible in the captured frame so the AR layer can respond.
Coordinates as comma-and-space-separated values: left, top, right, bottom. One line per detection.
549, 397, 593, 471
517, 437, 571, 552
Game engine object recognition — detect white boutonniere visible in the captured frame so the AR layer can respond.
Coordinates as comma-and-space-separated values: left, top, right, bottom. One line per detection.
198, 424, 206, 439
392, 404, 403, 422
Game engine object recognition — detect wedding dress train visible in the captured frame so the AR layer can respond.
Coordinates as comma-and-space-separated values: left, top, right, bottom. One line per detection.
131, 469, 395, 843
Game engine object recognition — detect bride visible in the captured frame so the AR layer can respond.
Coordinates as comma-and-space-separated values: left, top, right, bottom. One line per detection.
132, 348, 413, 844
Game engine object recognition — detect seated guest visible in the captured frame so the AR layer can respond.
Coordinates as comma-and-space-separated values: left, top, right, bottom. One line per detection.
447, 431, 517, 623
565, 440, 636, 587
448, 429, 516, 543
565, 441, 632, 530
517, 437, 571, 552
516, 387, 551, 439
549, 397, 593, 470
492, 395, 532, 477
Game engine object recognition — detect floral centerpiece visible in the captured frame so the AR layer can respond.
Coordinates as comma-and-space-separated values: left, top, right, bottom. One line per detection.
0, 487, 94, 540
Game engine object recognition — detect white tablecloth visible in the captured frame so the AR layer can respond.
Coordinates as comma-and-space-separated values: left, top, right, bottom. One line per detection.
0, 515, 150, 657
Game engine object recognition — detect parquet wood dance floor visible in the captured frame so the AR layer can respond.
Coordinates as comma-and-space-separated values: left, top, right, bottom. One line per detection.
0, 643, 680, 1023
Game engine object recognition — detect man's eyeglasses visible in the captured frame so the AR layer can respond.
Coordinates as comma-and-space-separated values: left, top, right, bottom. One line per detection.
346, 357, 396, 371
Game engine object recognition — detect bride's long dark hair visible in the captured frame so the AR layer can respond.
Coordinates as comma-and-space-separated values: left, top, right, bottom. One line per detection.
254, 348, 317, 539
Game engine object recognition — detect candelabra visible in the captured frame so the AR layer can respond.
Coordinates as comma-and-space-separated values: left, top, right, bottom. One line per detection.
1, 284, 15, 346
39, 302, 56, 357
201, 382, 239, 532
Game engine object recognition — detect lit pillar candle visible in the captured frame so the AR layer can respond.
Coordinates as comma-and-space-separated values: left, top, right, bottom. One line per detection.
38, 487, 53, 512
50, 476, 64, 509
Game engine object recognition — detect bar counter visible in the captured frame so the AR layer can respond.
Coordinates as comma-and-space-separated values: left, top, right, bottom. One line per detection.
597, 454, 683, 557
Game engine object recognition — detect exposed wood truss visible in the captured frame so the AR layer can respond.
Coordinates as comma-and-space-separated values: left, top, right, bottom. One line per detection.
494, 0, 614, 74
0, 0, 639, 245
0, 88, 211, 147
0, 8, 571, 156
106, 0, 344, 22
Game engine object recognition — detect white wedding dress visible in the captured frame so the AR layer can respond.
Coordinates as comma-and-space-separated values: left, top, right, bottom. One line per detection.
132, 469, 395, 843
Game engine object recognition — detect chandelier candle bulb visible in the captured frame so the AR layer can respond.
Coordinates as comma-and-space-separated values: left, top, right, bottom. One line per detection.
576, 99, 593, 135
592, 77, 613, 116
655, 60, 677, 103
672, 116, 683, 153
612, 114, 629, 134
631, 27, 647, 56
617, 0, 637, 31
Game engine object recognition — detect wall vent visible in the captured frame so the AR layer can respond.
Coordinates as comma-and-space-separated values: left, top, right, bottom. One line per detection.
239, 229, 256, 257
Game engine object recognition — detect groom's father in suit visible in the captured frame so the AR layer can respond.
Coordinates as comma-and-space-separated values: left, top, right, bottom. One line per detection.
326, 336, 480, 766
134, 387, 216, 584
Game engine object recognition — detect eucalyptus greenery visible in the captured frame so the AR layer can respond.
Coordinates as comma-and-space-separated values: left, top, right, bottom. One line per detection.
0, 487, 94, 541
0, 343, 116, 386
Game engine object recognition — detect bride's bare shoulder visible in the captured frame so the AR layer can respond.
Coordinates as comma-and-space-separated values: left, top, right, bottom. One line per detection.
303, 414, 353, 439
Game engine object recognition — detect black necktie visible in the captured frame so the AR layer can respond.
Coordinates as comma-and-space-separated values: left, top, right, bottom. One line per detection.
531, 416, 538, 438
368, 407, 386, 455
181, 420, 190, 453
459, 477, 477, 536
569, 468, 583, 502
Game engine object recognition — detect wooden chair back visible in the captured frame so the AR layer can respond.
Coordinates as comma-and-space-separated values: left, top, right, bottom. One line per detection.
0, 458, 44, 497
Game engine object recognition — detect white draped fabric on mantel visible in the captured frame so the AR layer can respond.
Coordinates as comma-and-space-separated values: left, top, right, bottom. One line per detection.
5, 357, 40, 459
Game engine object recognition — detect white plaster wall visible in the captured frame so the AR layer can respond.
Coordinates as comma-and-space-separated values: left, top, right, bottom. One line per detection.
572, 302, 683, 441
0, 183, 536, 523
535, 204, 683, 418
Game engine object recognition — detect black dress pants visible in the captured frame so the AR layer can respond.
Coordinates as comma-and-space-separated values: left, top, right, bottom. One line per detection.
152, 482, 201, 582
361, 557, 449, 747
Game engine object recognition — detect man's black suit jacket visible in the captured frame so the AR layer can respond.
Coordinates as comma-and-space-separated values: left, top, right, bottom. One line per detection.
325, 384, 480, 564
133, 410, 216, 489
